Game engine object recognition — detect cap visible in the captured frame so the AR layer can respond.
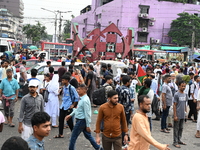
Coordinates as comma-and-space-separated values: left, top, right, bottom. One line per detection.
28, 80, 39, 87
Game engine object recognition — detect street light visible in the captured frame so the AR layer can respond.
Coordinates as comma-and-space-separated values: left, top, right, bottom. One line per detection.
41, 8, 59, 43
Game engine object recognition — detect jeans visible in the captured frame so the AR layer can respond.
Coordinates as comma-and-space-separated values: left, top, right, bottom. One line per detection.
69, 119, 100, 150
188, 100, 197, 120
59, 108, 74, 135
173, 119, 184, 144
122, 112, 130, 146
161, 106, 170, 129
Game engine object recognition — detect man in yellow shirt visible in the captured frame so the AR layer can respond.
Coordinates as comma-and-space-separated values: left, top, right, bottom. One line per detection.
128, 95, 171, 150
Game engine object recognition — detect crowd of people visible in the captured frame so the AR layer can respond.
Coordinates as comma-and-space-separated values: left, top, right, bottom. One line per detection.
0, 54, 200, 150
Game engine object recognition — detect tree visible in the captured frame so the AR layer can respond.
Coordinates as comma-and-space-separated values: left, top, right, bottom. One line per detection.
62, 15, 75, 40
23, 22, 48, 45
168, 12, 200, 47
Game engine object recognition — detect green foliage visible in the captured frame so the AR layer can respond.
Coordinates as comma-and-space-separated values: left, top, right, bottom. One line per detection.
23, 22, 48, 44
62, 15, 75, 40
168, 12, 200, 46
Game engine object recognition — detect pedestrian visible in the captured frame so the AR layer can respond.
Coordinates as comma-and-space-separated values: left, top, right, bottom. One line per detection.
94, 61, 101, 88
160, 75, 173, 133
19, 61, 27, 97
45, 74, 59, 128
54, 74, 79, 138
196, 89, 200, 138
0, 69, 19, 127
1, 60, 11, 80
58, 61, 67, 85
27, 69, 41, 94
65, 84, 102, 150
128, 95, 171, 150
18, 80, 44, 140
44, 61, 51, 74
27, 112, 51, 150
188, 75, 199, 122
1, 136, 30, 150
0, 110, 5, 132
103, 75, 114, 98
173, 81, 187, 148
95, 90, 128, 150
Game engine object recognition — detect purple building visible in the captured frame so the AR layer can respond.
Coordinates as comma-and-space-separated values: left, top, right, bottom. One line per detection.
72, 0, 200, 45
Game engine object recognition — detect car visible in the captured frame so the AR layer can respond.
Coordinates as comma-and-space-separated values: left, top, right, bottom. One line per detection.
93, 60, 127, 77
14, 59, 52, 72
16, 61, 85, 82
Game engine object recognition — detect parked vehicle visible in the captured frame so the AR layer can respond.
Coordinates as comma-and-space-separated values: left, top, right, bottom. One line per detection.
16, 62, 85, 82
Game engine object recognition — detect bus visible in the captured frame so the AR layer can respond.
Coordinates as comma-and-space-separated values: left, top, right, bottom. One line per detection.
0, 38, 13, 56
40, 41, 73, 57
132, 49, 167, 62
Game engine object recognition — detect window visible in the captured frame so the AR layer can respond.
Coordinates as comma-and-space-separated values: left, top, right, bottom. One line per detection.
138, 18, 149, 28
101, 0, 113, 5
98, 14, 101, 19
82, 27, 86, 38
137, 32, 148, 42
139, 5, 150, 14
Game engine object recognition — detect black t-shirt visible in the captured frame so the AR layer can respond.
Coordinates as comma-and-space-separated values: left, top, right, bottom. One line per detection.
86, 71, 93, 87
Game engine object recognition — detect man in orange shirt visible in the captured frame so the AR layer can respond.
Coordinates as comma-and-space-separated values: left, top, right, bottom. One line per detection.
128, 95, 171, 150
95, 90, 128, 150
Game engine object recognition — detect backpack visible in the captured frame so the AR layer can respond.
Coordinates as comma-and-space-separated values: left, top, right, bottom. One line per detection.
92, 86, 108, 105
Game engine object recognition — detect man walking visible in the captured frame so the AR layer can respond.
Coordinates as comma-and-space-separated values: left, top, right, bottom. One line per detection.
54, 75, 79, 138
173, 81, 187, 148
58, 61, 67, 85
161, 75, 173, 133
128, 95, 170, 150
95, 90, 128, 150
18, 80, 44, 140
27, 112, 51, 150
66, 84, 102, 150
0, 69, 19, 127
19, 61, 27, 97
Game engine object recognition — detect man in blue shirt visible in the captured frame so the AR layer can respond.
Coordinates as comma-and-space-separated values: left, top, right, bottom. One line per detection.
66, 84, 102, 150
27, 112, 51, 150
0, 68, 19, 127
54, 75, 79, 138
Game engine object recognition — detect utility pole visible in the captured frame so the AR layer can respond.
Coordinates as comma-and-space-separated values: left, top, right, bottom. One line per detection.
58, 11, 72, 43
190, 25, 195, 62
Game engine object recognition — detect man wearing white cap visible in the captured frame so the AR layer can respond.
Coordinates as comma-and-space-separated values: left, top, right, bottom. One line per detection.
18, 79, 44, 140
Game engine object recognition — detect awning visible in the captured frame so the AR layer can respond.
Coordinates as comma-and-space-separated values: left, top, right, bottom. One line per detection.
161, 46, 185, 50
181, 48, 190, 53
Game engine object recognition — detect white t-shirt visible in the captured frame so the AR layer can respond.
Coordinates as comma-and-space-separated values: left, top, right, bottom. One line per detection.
0, 111, 5, 124
131, 80, 138, 89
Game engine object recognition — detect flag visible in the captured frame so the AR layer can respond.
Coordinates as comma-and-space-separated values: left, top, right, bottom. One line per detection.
136, 64, 146, 92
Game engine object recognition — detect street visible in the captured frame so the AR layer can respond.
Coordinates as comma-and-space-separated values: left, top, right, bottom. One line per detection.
0, 98, 200, 150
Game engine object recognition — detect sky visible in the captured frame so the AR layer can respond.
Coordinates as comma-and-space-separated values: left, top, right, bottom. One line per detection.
23, 0, 91, 34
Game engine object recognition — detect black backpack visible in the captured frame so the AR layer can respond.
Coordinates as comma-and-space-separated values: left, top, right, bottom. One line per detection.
151, 94, 159, 113
92, 86, 108, 105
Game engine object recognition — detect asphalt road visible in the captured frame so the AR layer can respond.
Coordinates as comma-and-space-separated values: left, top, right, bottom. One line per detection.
0, 99, 200, 150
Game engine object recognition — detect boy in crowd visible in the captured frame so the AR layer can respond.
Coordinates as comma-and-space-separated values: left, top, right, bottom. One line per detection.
173, 81, 188, 148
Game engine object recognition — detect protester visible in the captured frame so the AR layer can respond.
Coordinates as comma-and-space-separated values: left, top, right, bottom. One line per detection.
161, 75, 173, 133
19, 61, 27, 97
27, 112, 51, 150
0, 69, 19, 127
128, 95, 171, 150
54, 75, 79, 138
18, 80, 44, 140
1, 136, 30, 150
173, 81, 187, 148
44, 61, 51, 74
0, 110, 5, 132
95, 90, 128, 150
45, 74, 59, 128
58, 61, 67, 84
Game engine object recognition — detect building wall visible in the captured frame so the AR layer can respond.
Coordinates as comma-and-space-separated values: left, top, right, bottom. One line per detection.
72, 0, 200, 45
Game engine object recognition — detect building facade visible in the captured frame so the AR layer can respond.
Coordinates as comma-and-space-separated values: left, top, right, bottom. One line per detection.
0, 0, 24, 40
72, 0, 200, 45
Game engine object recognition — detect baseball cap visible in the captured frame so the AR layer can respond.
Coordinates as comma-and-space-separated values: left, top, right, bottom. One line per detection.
28, 80, 39, 87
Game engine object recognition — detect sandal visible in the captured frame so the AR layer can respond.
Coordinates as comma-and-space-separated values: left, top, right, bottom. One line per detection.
54, 135, 64, 138
178, 141, 186, 145
166, 128, 171, 131
160, 129, 170, 133
9, 123, 15, 127
195, 134, 200, 138
52, 125, 58, 128
173, 144, 181, 148
4, 122, 9, 125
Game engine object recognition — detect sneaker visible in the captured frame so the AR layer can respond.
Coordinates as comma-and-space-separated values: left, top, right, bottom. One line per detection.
99, 146, 104, 150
